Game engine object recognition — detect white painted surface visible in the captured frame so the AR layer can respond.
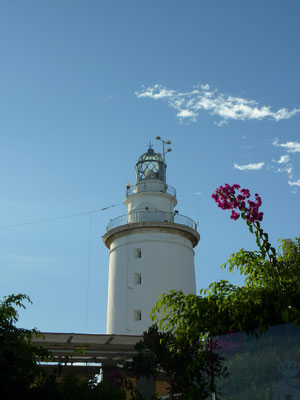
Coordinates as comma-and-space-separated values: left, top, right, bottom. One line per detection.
125, 180, 177, 214
106, 230, 196, 335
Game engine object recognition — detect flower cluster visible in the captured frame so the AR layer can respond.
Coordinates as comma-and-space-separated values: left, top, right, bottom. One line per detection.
205, 339, 219, 352
211, 184, 263, 223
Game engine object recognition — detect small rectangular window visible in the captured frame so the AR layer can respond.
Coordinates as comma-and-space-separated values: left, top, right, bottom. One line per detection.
134, 273, 142, 285
134, 310, 142, 321
134, 248, 141, 258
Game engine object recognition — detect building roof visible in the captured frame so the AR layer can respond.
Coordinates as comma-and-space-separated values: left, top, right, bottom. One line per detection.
33, 332, 142, 366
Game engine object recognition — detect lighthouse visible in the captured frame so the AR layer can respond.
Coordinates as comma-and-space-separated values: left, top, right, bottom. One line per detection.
103, 140, 200, 335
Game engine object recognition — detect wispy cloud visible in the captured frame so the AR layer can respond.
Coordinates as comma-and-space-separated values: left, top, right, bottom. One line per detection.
234, 162, 265, 171
271, 139, 300, 191
272, 152, 295, 187
177, 109, 198, 118
233, 137, 299, 192
136, 84, 300, 124
288, 179, 300, 187
275, 154, 290, 164
138, 86, 175, 99
273, 139, 300, 153
277, 165, 293, 176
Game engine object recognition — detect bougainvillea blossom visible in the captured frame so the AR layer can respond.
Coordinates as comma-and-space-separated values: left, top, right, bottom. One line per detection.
211, 184, 263, 223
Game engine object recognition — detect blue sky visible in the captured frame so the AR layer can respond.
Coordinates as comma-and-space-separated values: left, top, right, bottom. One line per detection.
1, 1, 299, 333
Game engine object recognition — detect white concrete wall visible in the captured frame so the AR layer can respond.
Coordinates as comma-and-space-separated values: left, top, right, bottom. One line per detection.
125, 180, 177, 214
106, 230, 196, 335
126, 192, 176, 215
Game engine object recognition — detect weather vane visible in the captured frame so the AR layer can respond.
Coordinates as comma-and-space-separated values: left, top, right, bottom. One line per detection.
155, 136, 172, 161
148, 141, 153, 149
155, 135, 172, 183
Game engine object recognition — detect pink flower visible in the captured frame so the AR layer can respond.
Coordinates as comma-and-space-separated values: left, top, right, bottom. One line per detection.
241, 188, 250, 198
258, 212, 263, 221
212, 184, 263, 224
230, 210, 240, 220
239, 201, 246, 210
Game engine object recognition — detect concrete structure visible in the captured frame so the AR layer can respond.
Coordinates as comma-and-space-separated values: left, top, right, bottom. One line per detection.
32, 332, 144, 392
103, 146, 200, 335
33, 332, 168, 399
32, 332, 140, 366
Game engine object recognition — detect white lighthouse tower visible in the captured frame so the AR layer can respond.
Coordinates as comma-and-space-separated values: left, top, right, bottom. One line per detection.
103, 141, 200, 335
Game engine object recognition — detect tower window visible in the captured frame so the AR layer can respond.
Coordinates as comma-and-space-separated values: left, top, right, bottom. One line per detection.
134, 273, 142, 285
134, 310, 142, 321
134, 248, 141, 258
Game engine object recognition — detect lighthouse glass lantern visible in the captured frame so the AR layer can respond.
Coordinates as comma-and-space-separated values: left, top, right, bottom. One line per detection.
135, 148, 165, 182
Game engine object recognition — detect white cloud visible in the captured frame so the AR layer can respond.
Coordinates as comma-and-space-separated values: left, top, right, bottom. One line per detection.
233, 138, 299, 192
271, 139, 300, 191
288, 179, 300, 187
136, 84, 300, 124
277, 166, 293, 176
276, 154, 290, 164
234, 162, 265, 171
136, 86, 174, 99
270, 144, 300, 191
176, 109, 197, 118
273, 139, 300, 153
273, 157, 294, 181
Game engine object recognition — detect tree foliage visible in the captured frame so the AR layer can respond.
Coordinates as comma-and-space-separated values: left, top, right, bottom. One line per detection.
0, 293, 126, 400
152, 238, 300, 340
32, 375, 126, 400
124, 325, 228, 400
0, 293, 50, 398
152, 184, 300, 341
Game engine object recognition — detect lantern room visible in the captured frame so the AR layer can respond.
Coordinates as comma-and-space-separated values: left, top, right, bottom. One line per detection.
135, 148, 166, 183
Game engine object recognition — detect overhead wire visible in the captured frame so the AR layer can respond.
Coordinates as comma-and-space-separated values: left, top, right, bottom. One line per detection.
0, 203, 122, 230
0, 201, 122, 333
85, 214, 92, 333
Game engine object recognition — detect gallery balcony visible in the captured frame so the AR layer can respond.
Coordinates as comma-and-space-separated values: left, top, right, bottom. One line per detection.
106, 210, 197, 232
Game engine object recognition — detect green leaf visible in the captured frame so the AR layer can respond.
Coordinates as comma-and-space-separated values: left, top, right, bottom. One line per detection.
281, 309, 289, 323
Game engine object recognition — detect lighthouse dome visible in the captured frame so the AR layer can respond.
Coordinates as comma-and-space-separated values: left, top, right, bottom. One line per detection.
135, 148, 165, 182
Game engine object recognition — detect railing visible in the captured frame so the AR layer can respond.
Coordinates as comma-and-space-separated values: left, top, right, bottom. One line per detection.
106, 210, 197, 232
126, 184, 176, 198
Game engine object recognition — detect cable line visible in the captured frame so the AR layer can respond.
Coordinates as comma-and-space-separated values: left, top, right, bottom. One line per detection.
84, 214, 92, 333
0, 203, 121, 230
